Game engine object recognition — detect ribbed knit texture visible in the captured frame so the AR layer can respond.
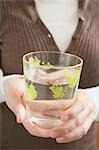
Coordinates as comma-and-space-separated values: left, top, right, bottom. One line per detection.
67, 0, 99, 88
0, 0, 99, 88
0, 0, 98, 149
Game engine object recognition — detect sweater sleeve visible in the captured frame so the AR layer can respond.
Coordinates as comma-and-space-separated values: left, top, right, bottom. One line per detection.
0, 74, 22, 103
86, 86, 99, 121
0, 78, 6, 103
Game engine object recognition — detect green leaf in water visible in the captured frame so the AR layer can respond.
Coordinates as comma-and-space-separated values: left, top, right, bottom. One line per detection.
28, 56, 53, 70
42, 62, 53, 70
26, 84, 37, 100
29, 56, 41, 65
64, 68, 80, 89
49, 85, 65, 99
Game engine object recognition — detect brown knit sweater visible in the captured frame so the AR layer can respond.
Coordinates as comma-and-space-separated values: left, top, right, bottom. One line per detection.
0, 0, 99, 149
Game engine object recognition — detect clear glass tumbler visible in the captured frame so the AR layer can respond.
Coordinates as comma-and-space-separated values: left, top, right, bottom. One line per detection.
23, 51, 83, 128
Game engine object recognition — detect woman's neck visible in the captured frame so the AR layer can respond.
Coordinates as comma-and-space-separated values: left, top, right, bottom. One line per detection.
35, 0, 78, 52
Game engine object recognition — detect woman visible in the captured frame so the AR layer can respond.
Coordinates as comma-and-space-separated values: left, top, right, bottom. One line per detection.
0, 0, 99, 149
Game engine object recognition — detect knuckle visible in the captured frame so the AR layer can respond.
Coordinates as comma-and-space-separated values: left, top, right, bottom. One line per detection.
70, 109, 77, 117
75, 117, 82, 126
66, 123, 74, 132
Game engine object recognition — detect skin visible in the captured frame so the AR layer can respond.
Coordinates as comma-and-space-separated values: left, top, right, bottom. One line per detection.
50, 89, 95, 143
3, 75, 95, 143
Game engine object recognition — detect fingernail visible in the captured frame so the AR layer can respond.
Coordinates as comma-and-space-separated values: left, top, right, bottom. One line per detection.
16, 114, 21, 123
56, 137, 63, 143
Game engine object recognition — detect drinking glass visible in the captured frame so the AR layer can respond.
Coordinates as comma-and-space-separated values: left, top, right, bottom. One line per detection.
23, 51, 83, 128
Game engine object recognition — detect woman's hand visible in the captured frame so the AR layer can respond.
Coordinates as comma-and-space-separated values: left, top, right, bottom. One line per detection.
50, 89, 95, 143
3, 76, 51, 138
3, 75, 96, 143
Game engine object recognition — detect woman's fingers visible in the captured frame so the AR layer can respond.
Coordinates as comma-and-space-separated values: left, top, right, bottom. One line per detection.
22, 118, 51, 138
61, 100, 83, 122
37, 69, 67, 84
56, 112, 94, 143
61, 90, 90, 122
50, 89, 95, 143
16, 104, 26, 123
50, 107, 91, 139
26, 99, 74, 112
42, 110, 63, 117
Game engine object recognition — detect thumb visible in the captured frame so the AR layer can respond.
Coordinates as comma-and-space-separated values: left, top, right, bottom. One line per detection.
16, 104, 26, 123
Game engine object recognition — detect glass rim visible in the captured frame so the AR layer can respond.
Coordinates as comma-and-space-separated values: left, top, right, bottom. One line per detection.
23, 51, 83, 69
